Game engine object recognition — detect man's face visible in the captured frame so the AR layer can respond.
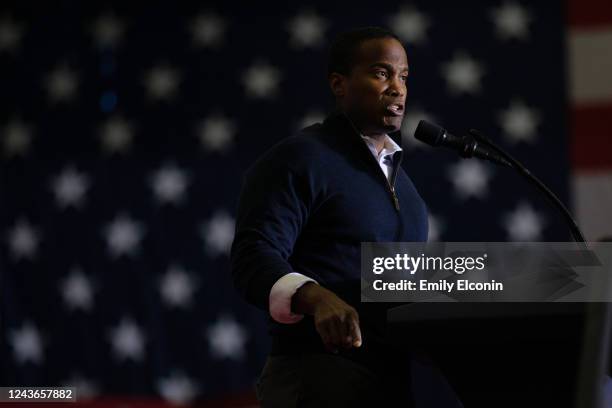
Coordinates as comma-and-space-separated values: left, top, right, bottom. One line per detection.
333, 38, 408, 135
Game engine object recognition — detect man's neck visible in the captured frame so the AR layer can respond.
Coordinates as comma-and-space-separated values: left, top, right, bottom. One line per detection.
340, 110, 387, 154
362, 134, 386, 155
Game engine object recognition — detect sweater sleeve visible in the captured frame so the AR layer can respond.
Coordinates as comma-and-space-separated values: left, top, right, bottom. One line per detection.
230, 149, 317, 312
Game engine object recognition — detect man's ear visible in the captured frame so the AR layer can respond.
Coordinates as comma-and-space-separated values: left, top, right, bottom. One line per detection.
329, 73, 347, 98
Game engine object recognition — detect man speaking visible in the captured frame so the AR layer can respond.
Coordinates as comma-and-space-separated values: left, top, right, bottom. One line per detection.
231, 26, 461, 407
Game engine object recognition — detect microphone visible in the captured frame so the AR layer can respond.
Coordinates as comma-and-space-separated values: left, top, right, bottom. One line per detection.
414, 120, 511, 167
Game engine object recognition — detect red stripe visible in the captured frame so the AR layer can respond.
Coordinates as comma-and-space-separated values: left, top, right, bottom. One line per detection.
571, 102, 612, 171
568, 0, 612, 28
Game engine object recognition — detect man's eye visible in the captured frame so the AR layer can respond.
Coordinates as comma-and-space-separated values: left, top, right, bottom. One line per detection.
375, 71, 388, 78
401, 76, 408, 82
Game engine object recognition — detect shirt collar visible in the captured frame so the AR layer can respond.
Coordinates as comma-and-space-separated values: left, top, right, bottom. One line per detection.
360, 134, 403, 161
331, 109, 404, 163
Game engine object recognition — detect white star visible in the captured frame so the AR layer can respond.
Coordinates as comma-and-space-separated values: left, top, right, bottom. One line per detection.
401, 109, 437, 149
491, 2, 531, 40
191, 12, 226, 48
8, 322, 44, 364
50, 166, 90, 209
159, 265, 198, 308
441, 52, 485, 95
104, 214, 145, 258
198, 114, 236, 152
242, 61, 282, 99
448, 160, 492, 199
0, 16, 24, 52
99, 116, 134, 154
503, 202, 544, 241
60, 267, 94, 311
428, 213, 444, 242
63, 375, 98, 400
157, 372, 200, 405
498, 100, 540, 143
145, 65, 181, 101
45, 64, 78, 102
150, 164, 189, 205
206, 315, 247, 360
388, 6, 430, 45
108, 318, 146, 361
286, 10, 327, 49
2, 119, 32, 157
201, 211, 235, 257
92, 13, 125, 49
6, 218, 40, 261
297, 110, 324, 130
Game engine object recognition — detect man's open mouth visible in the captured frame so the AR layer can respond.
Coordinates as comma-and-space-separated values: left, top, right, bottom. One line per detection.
384, 103, 404, 116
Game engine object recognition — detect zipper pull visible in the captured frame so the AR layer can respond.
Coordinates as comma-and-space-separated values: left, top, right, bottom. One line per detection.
390, 187, 400, 211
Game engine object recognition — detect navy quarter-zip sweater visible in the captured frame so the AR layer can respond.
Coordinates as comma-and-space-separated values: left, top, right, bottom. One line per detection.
230, 108, 428, 361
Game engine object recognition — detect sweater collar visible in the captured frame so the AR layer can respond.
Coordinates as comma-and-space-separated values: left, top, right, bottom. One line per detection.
321, 107, 405, 175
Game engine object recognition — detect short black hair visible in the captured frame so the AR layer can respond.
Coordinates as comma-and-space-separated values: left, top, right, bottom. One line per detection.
327, 26, 401, 77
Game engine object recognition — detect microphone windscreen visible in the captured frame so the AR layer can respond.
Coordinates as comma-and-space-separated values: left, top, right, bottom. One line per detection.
414, 120, 445, 146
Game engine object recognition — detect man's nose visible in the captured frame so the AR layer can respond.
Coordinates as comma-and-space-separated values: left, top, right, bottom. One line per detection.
387, 78, 405, 97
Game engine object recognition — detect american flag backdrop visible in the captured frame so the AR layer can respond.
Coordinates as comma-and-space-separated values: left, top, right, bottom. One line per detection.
1, 1, 611, 406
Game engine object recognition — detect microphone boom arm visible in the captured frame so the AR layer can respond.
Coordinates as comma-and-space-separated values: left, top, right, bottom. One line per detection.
468, 128, 586, 243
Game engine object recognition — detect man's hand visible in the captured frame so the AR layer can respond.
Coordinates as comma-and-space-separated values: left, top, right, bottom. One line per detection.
292, 282, 362, 353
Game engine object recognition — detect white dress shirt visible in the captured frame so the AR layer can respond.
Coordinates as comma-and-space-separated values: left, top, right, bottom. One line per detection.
268, 133, 403, 323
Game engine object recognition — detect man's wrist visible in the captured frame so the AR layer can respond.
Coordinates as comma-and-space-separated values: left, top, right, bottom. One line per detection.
292, 281, 325, 316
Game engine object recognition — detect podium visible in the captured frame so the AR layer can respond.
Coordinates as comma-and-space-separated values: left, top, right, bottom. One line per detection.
387, 303, 593, 407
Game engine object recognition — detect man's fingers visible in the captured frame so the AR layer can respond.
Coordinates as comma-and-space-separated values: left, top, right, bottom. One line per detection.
319, 328, 336, 353
318, 319, 339, 353
315, 306, 361, 352
349, 313, 362, 347
327, 316, 345, 349
341, 312, 355, 348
